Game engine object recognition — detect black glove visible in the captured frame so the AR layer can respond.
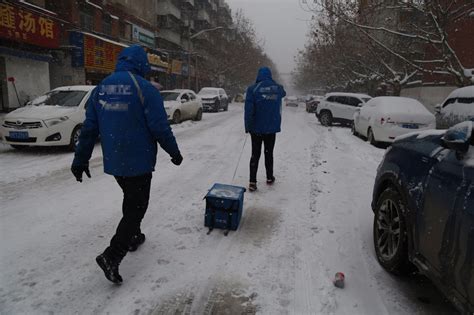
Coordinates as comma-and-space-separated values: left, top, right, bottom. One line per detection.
171, 153, 183, 166
71, 163, 91, 182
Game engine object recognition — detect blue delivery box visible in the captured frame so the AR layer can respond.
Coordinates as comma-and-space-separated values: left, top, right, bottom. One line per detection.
204, 183, 246, 235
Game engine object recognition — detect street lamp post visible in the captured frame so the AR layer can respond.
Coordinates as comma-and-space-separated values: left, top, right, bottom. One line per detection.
187, 27, 224, 90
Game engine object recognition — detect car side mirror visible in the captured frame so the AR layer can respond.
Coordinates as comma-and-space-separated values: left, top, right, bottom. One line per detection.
435, 103, 441, 114
442, 121, 473, 159
181, 98, 187, 104
358, 103, 363, 107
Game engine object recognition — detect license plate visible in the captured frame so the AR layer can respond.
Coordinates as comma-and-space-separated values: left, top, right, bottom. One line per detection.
9, 131, 29, 139
402, 124, 419, 129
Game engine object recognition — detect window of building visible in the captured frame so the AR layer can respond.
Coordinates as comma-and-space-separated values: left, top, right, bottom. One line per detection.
119, 22, 132, 41
80, 10, 94, 31
103, 15, 112, 36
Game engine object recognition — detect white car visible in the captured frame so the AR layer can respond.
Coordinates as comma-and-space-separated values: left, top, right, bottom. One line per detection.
435, 86, 474, 129
285, 96, 299, 107
198, 87, 229, 112
316, 92, 372, 126
161, 89, 202, 124
353, 96, 436, 145
0, 85, 95, 150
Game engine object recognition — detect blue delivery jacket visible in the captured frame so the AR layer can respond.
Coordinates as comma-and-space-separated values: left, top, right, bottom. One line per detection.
72, 45, 180, 177
244, 67, 286, 134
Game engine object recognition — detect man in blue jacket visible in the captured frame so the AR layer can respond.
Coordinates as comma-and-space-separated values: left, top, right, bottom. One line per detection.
71, 45, 183, 284
244, 67, 286, 192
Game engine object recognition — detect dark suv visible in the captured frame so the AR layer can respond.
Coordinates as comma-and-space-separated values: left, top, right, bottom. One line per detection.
198, 87, 229, 112
372, 121, 473, 314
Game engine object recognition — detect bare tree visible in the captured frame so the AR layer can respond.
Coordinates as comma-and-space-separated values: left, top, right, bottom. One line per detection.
295, 0, 474, 94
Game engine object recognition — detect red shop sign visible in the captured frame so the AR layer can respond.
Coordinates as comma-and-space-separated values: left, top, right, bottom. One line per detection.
0, 3, 60, 48
84, 35, 124, 73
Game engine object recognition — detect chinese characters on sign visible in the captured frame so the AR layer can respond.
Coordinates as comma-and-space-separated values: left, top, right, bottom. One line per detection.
84, 35, 125, 73
0, 3, 59, 48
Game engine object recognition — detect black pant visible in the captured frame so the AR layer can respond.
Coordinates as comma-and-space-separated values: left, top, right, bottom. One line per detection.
250, 133, 276, 183
105, 173, 152, 261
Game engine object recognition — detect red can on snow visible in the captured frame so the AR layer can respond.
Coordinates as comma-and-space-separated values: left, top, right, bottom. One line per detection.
333, 272, 345, 288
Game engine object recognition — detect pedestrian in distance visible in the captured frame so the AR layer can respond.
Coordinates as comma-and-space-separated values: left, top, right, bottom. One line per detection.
71, 45, 183, 284
244, 67, 286, 192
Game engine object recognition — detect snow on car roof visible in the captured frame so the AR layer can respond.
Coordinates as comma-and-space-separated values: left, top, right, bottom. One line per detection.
168, 89, 195, 94
325, 92, 372, 99
368, 96, 431, 114
446, 85, 474, 99
52, 85, 96, 92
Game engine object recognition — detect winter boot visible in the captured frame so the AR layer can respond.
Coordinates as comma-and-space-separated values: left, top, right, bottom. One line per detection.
266, 176, 275, 185
249, 182, 257, 192
96, 253, 123, 284
128, 233, 146, 252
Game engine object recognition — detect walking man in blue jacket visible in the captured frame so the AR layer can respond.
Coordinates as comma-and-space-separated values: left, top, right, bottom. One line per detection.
244, 67, 286, 192
71, 45, 183, 284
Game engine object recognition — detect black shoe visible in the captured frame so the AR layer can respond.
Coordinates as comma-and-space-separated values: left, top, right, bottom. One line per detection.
249, 182, 257, 192
128, 233, 146, 252
266, 176, 275, 185
96, 254, 123, 284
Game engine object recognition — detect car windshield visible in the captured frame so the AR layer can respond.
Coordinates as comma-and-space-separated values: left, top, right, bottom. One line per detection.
161, 92, 180, 101
31, 90, 87, 107
198, 89, 218, 95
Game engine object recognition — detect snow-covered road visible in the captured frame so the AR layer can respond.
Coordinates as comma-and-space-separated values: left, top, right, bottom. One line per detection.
0, 104, 456, 314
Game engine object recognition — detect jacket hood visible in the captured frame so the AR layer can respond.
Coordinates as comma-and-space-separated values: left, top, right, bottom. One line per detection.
256, 67, 272, 83
115, 45, 151, 77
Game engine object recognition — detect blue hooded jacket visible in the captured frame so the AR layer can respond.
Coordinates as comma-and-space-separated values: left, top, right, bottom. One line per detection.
72, 45, 180, 177
244, 67, 286, 134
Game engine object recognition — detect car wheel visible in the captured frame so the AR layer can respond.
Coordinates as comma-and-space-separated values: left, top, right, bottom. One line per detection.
320, 111, 333, 126
69, 125, 82, 151
351, 122, 358, 136
193, 108, 203, 121
373, 188, 414, 275
368, 128, 378, 146
172, 110, 181, 124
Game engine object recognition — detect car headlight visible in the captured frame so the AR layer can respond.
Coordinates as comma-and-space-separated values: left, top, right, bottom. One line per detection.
45, 116, 69, 127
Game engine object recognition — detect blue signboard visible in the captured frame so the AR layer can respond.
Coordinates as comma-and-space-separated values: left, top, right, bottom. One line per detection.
69, 31, 84, 68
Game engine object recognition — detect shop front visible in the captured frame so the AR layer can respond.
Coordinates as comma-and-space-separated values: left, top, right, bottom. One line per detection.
0, 2, 60, 111
147, 51, 170, 89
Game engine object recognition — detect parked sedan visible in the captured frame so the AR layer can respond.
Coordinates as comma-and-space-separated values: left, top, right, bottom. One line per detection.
161, 89, 202, 124
372, 121, 473, 314
285, 96, 299, 107
0, 85, 95, 150
353, 97, 436, 145
436, 85, 474, 129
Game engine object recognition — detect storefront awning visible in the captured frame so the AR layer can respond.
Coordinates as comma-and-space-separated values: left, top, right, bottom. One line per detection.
80, 31, 128, 48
